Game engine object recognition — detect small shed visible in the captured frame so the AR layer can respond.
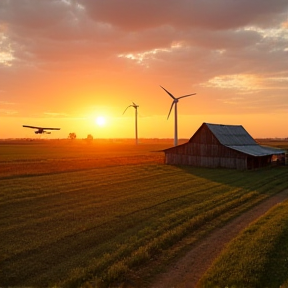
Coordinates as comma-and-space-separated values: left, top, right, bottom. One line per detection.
164, 123, 285, 170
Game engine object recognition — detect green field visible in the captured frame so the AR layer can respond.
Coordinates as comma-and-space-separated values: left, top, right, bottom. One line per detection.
1, 139, 288, 287
199, 199, 288, 288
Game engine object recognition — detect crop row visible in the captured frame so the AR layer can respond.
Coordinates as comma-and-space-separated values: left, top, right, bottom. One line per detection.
199, 198, 288, 288
1, 158, 288, 287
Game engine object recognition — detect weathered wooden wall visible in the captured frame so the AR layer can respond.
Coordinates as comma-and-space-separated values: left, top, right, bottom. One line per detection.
164, 124, 273, 170
165, 150, 247, 169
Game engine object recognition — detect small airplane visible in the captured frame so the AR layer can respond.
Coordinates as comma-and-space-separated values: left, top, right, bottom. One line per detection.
23, 125, 61, 134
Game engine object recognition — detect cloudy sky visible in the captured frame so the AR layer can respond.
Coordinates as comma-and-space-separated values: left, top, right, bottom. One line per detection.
0, 0, 287, 139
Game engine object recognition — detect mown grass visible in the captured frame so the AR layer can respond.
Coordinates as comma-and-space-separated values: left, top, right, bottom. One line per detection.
1, 140, 288, 287
198, 199, 288, 288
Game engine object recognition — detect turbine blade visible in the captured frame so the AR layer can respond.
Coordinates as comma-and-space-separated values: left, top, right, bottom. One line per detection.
177, 93, 196, 100
123, 105, 132, 114
160, 85, 176, 100
167, 102, 175, 119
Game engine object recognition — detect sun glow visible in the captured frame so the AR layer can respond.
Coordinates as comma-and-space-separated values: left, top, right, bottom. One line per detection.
95, 116, 106, 127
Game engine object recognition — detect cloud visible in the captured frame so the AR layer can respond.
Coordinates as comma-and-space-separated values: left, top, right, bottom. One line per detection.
0, 108, 18, 115
203, 74, 262, 92
0, 100, 18, 115
0, 0, 287, 120
1, 0, 287, 67
80, 0, 288, 31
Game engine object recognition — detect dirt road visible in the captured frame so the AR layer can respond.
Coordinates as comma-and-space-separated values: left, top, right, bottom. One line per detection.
150, 189, 288, 288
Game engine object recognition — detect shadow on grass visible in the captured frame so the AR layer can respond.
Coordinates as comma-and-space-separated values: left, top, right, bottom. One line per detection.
173, 165, 288, 195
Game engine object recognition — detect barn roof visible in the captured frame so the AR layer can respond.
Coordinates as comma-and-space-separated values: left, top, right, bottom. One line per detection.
227, 145, 284, 156
203, 123, 284, 156
204, 123, 256, 146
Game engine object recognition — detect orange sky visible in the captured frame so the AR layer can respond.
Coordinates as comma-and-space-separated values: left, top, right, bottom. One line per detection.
0, 0, 288, 139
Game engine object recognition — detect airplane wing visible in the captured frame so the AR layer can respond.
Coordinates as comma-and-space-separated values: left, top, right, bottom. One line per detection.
23, 125, 60, 130
23, 125, 42, 129
42, 127, 61, 130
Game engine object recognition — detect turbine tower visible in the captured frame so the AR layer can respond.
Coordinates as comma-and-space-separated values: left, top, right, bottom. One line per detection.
123, 102, 139, 145
160, 86, 196, 146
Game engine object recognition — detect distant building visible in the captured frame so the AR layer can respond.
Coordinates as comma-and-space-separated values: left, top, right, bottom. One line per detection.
163, 123, 285, 170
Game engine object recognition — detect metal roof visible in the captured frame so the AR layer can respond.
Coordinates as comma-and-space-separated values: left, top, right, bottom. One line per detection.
205, 123, 285, 156
206, 123, 257, 145
228, 145, 284, 156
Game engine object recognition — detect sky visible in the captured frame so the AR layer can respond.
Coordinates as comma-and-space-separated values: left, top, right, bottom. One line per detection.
0, 0, 288, 140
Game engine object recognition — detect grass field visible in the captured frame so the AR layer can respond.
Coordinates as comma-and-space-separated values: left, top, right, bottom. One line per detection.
199, 199, 288, 288
1, 139, 288, 287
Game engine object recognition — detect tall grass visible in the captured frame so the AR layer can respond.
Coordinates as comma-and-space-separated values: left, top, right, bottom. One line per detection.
199, 200, 288, 288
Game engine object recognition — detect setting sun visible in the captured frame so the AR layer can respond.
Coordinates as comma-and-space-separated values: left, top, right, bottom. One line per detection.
1, 1, 288, 141
95, 116, 106, 127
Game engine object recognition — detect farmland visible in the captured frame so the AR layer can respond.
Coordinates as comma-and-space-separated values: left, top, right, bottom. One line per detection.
1, 139, 288, 287
199, 198, 288, 288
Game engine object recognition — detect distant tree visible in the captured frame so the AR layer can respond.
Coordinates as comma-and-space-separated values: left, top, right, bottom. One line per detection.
86, 134, 93, 142
68, 132, 76, 140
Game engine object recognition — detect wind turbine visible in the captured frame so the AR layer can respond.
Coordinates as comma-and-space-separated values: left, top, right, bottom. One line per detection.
123, 102, 139, 144
160, 86, 196, 146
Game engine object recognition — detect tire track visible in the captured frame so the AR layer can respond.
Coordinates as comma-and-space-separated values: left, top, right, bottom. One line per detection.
151, 189, 288, 288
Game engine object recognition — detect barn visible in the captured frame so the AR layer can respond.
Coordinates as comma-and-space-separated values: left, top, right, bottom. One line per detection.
164, 123, 285, 170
